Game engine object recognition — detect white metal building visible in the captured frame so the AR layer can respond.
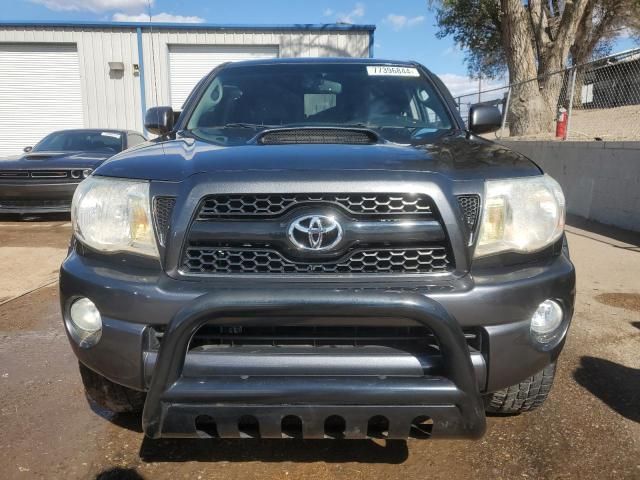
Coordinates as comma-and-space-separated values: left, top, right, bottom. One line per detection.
0, 22, 375, 156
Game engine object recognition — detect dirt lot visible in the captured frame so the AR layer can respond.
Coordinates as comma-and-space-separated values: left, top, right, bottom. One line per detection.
0, 216, 638, 480
488, 104, 640, 142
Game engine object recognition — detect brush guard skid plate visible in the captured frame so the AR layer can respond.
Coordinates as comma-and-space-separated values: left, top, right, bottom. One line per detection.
142, 289, 487, 440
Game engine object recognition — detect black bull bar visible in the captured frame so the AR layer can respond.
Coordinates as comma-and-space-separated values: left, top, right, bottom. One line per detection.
142, 289, 487, 439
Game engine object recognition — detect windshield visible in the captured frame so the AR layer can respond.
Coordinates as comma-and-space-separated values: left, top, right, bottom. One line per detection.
186, 63, 455, 145
33, 131, 124, 153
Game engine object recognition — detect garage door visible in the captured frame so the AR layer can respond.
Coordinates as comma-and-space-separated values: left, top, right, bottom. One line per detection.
0, 44, 83, 157
168, 45, 279, 110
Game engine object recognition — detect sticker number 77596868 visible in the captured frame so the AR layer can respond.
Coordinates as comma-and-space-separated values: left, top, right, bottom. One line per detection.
366, 66, 420, 77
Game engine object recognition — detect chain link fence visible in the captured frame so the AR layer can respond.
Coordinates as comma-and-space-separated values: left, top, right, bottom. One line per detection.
453, 48, 640, 141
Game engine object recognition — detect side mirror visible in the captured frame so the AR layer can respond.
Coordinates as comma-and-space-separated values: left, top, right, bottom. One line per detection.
23, 146, 33, 153
468, 105, 502, 134
145, 106, 175, 135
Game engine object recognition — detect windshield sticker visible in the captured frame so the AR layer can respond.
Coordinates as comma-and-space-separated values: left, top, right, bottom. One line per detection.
367, 66, 420, 77
101, 132, 121, 138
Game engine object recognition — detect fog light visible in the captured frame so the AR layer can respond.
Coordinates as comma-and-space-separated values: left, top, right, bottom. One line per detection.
530, 299, 564, 344
67, 297, 102, 348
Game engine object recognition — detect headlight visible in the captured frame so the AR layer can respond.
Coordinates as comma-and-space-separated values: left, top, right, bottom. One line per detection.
475, 174, 565, 258
71, 176, 158, 257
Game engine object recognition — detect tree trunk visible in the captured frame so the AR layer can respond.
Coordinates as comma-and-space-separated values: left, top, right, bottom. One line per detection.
501, 0, 553, 136
501, 0, 590, 136
540, 67, 566, 110
508, 83, 554, 136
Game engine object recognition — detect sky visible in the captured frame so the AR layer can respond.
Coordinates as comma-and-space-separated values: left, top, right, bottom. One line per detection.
4, 0, 639, 98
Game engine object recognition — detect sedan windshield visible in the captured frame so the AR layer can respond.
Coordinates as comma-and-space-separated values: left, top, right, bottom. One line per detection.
34, 131, 124, 153
186, 63, 455, 145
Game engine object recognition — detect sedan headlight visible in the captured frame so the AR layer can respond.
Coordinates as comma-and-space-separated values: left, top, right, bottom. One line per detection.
71, 176, 158, 257
475, 174, 565, 258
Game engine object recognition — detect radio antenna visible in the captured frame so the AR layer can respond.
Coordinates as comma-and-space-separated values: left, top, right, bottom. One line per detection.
145, 0, 166, 154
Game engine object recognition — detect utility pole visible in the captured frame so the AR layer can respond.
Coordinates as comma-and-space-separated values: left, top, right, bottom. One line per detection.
564, 67, 578, 141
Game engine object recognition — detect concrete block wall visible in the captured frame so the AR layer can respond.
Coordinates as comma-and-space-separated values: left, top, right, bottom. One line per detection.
500, 141, 640, 233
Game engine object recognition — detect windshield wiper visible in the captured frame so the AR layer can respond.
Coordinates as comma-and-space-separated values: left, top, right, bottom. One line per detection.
337, 123, 381, 130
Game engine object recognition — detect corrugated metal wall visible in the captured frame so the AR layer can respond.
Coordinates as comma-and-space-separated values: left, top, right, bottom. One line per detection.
0, 43, 84, 155
167, 45, 280, 109
0, 26, 143, 131
141, 29, 370, 108
0, 26, 371, 134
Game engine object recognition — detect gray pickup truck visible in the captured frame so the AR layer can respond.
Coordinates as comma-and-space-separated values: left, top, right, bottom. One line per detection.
60, 58, 575, 441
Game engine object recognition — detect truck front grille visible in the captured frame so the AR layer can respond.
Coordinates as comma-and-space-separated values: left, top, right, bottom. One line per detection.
179, 192, 453, 276
189, 325, 439, 350
197, 193, 433, 219
149, 324, 482, 353
183, 247, 451, 275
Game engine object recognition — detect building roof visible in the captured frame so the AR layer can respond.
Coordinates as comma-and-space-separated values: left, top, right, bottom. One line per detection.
0, 21, 375, 32
223, 57, 416, 67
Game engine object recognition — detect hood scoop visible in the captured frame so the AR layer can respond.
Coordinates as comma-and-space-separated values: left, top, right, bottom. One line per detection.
257, 128, 379, 145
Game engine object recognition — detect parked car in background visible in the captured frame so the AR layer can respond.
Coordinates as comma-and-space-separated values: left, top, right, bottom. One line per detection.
0, 129, 146, 214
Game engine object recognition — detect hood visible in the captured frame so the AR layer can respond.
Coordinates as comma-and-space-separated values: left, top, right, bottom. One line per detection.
95, 133, 541, 182
0, 151, 113, 170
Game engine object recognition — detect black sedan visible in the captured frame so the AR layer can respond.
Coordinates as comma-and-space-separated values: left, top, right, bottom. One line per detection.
0, 129, 146, 214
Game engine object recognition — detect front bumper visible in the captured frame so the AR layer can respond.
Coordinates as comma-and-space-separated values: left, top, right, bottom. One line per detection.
0, 182, 78, 213
60, 249, 575, 439
141, 289, 485, 439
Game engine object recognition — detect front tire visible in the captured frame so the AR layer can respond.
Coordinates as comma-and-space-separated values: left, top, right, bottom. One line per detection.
484, 362, 557, 414
78, 362, 145, 413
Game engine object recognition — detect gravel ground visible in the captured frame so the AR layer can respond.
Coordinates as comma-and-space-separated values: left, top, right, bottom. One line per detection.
488, 105, 640, 142
0, 216, 638, 480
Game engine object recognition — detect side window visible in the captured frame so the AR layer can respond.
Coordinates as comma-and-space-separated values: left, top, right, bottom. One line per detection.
423, 107, 446, 128
415, 88, 449, 128
127, 134, 146, 148
408, 98, 421, 121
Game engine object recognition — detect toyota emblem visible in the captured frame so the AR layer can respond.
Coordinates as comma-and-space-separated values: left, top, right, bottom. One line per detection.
287, 215, 343, 251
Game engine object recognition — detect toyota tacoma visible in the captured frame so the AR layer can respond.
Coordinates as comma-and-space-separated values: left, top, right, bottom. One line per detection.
60, 58, 575, 440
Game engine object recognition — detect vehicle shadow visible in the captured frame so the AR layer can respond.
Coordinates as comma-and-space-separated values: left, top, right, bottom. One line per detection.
95, 467, 145, 480
566, 214, 640, 250
88, 399, 143, 433
573, 356, 640, 423
139, 437, 409, 464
